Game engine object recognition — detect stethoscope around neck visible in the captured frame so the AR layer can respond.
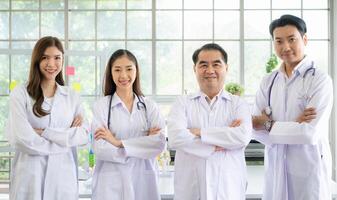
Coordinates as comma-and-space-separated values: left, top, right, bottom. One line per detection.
107, 93, 147, 128
265, 62, 316, 116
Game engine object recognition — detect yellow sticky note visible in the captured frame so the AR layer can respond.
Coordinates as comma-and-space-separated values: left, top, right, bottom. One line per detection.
72, 82, 81, 92
9, 80, 17, 91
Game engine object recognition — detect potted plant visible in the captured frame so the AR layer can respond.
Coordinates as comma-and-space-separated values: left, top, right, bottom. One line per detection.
225, 82, 244, 96
265, 54, 278, 73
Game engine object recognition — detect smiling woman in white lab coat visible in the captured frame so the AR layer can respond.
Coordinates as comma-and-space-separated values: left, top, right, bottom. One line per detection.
6, 36, 89, 200
91, 49, 166, 200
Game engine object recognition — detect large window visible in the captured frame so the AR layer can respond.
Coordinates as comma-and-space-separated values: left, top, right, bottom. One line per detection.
0, 0, 332, 178
0, 0, 330, 116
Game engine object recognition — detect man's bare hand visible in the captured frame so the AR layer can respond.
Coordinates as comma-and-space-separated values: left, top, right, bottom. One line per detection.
296, 107, 316, 123
252, 110, 270, 130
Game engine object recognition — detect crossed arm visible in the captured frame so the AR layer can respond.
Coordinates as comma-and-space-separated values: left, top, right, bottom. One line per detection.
34, 115, 84, 135
189, 119, 242, 152
252, 107, 317, 131
93, 126, 161, 148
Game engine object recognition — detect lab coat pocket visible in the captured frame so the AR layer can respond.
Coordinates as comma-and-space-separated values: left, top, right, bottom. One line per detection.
221, 170, 246, 200
138, 170, 160, 200
286, 146, 320, 200
224, 153, 246, 200
287, 145, 320, 177
93, 171, 124, 199
45, 155, 78, 200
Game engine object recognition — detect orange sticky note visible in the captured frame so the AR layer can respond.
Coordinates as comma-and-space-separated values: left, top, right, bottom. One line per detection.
72, 82, 81, 92
66, 66, 75, 76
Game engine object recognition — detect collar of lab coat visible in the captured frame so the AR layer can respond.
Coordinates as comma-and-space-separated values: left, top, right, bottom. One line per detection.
55, 83, 68, 96
109, 92, 142, 108
278, 55, 312, 77
296, 56, 315, 77
109, 93, 123, 108
189, 89, 232, 102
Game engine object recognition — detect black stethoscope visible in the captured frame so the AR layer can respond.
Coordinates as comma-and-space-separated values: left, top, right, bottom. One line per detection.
107, 94, 147, 128
265, 62, 316, 116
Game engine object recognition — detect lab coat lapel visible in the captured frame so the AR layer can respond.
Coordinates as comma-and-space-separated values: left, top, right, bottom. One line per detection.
49, 85, 70, 128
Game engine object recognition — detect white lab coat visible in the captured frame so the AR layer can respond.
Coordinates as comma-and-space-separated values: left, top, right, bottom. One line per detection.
167, 90, 252, 200
253, 57, 333, 200
6, 84, 89, 200
91, 94, 166, 200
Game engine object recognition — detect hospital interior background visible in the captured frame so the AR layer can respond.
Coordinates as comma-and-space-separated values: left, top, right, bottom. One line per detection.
0, 0, 336, 199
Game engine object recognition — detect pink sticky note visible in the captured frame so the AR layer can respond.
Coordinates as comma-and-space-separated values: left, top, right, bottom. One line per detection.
66, 66, 75, 76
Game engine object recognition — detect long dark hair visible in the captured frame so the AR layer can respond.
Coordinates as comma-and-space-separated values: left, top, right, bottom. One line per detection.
27, 36, 65, 117
103, 49, 143, 97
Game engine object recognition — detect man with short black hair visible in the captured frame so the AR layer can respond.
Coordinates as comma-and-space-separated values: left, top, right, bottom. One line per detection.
253, 14, 333, 200
168, 43, 252, 200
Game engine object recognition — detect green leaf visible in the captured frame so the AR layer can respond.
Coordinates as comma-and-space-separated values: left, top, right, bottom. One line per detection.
225, 82, 244, 96
266, 54, 278, 73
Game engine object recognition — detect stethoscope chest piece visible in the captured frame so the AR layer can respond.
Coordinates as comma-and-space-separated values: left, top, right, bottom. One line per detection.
265, 106, 272, 116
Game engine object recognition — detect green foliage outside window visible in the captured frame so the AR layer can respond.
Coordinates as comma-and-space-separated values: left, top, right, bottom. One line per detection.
225, 82, 244, 96
265, 54, 278, 73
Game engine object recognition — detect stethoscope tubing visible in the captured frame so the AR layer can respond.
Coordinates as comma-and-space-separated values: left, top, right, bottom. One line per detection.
107, 94, 147, 128
267, 62, 315, 111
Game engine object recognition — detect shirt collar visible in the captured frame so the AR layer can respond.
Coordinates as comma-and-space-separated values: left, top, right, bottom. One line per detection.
109, 92, 141, 108
189, 89, 232, 101
110, 93, 123, 108
279, 56, 312, 77
296, 57, 315, 77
